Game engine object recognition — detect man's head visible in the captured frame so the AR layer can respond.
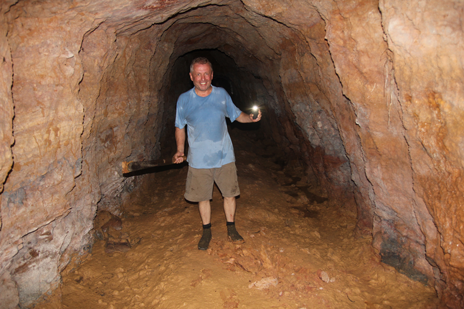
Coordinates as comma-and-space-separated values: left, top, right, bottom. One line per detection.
190, 57, 213, 73
189, 57, 214, 96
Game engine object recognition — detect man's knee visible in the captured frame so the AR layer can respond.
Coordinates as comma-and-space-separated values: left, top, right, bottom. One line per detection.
216, 162, 240, 197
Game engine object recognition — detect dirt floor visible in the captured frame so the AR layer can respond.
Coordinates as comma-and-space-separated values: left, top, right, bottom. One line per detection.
34, 128, 439, 309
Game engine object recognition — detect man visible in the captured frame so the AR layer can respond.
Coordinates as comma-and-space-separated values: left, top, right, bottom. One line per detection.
172, 57, 262, 250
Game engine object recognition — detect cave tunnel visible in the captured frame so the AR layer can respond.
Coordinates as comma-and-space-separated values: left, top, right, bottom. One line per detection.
1, 0, 463, 308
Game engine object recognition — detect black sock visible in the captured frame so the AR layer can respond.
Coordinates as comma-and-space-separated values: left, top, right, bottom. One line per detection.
199, 223, 212, 250
227, 222, 243, 242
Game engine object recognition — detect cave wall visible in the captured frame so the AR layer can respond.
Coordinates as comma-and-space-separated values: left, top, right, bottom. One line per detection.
1, 2, 90, 306
0, 1, 16, 307
0, 2, 14, 196
245, 0, 464, 304
380, 0, 464, 303
328, 0, 436, 286
0, 1, 171, 306
0, 0, 463, 307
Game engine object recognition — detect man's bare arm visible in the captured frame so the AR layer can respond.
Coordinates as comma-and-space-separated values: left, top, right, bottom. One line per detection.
173, 127, 186, 163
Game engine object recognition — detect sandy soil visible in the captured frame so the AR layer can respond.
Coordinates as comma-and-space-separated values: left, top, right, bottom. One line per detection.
34, 128, 439, 309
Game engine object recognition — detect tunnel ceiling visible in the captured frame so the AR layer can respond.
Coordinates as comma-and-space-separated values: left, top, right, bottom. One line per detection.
1, 0, 464, 307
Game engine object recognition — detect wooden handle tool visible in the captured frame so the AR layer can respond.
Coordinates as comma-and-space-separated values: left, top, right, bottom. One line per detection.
122, 156, 187, 174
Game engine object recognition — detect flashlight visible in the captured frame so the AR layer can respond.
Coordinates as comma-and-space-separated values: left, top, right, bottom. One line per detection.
252, 105, 259, 119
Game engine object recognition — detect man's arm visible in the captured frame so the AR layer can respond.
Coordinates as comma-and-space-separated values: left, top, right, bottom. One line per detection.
235, 110, 262, 123
173, 127, 186, 163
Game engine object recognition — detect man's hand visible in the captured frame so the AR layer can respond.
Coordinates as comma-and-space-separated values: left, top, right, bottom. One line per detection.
236, 110, 262, 123
249, 109, 262, 122
172, 151, 185, 164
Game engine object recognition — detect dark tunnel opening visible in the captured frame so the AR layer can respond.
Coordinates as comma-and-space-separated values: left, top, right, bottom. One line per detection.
158, 48, 273, 161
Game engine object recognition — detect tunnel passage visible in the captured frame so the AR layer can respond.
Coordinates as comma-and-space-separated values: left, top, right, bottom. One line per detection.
1, 0, 464, 307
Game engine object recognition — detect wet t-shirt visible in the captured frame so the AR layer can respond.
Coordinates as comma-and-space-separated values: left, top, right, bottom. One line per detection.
175, 86, 242, 169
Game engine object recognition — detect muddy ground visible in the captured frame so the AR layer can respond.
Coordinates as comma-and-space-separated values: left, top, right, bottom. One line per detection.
34, 127, 439, 308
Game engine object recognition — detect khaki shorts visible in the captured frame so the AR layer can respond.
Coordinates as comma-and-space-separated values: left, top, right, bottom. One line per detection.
184, 162, 240, 202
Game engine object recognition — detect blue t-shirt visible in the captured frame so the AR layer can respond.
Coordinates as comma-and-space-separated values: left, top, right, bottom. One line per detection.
175, 86, 242, 169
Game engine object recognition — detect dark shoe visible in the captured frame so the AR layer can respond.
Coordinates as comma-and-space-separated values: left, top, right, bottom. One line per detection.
227, 225, 244, 242
198, 228, 211, 250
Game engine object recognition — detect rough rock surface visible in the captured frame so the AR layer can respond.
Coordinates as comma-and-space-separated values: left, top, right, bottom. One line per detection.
0, 0, 463, 307
0, 1, 15, 213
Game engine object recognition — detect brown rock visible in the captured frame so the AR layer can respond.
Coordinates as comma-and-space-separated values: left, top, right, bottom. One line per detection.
104, 241, 131, 254
94, 210, 123, 232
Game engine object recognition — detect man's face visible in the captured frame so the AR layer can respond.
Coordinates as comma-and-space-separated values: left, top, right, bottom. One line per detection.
189, 63, 213, 94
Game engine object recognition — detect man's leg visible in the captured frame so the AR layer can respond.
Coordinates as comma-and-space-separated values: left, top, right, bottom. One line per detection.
199, 200, 211, 224
198, 200, 212, 250
223, 196, 236, 222
224, 196, 244, 242
216, 163, 243, 242
184, 166, 215, 250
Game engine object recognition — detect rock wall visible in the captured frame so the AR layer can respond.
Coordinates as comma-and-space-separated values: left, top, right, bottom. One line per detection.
380, 0, 464, 304
0, 1, 172, 306
0, 2, 14, 196
0, 0, 463, 307
324, 0, 435, 288
0, 1, 17, 307
1, 2, 88, 306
